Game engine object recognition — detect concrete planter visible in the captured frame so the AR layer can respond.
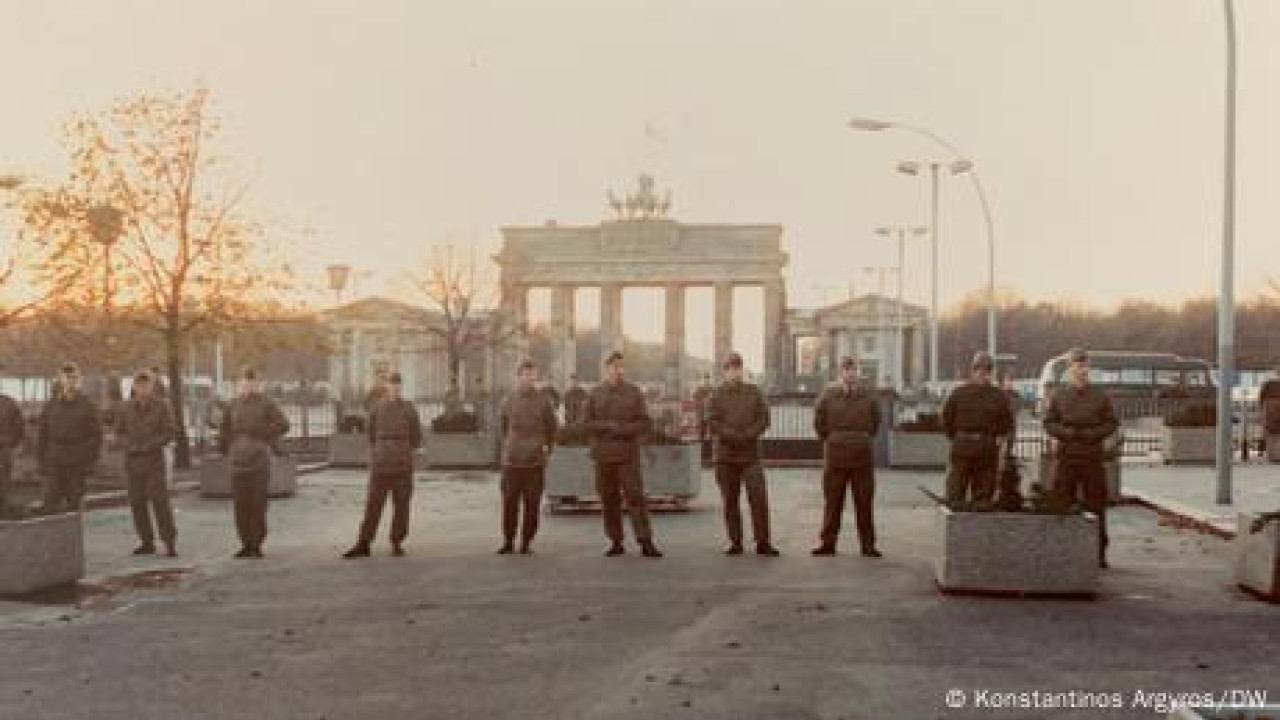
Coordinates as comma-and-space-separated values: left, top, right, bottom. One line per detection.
1161, 426, 1216, 465
328, 433, 370, 467
1266, 434, 1280, 464
546, 446, 595, 499
889, 430, 948, 470
0, 512, 85, 596
545, 444, 702, 503
641, 444, 701, 499
934, 507, 1099, 597
199, 455, 299, 498
423, 432, 497, 469
1234, 513, 1280, 602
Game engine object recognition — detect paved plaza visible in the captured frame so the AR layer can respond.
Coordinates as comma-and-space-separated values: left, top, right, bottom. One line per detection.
1, 466, 1276, 720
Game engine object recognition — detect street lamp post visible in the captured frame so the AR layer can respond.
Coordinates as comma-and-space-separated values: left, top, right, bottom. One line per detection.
876, 225, 929, 391
1216, 0, 1238, 505
848, 118, 998, 369
87, 204, 124, 406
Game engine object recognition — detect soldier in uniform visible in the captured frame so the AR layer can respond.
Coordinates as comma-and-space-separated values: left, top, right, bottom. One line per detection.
941, 352, 1015, 505
219, 367, 290, 558
1043, 347, 1119, 568
496, 360, 558, 555
563, 374, 588, 426
37, 363, 102, 512
539, 377, 562, 415
115, 371, 178, 556
1257, 369, 1280, 440
812, 357, 882, 558
706, 352, 778, 556
343, 372, 423, 558
582, 351, 663, 558
0, 381, 24, 507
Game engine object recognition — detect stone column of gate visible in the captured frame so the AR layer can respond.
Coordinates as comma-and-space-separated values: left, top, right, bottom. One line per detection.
762, 279, 785, 392
599, 283, 624, 358
713, 281, 734, 365
549, 285, 576, 385
664, 284, 686, 396
499, 282, 530, 395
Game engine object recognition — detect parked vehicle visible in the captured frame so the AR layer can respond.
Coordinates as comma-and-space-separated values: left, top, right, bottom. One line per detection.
1036, 351, 1215, 414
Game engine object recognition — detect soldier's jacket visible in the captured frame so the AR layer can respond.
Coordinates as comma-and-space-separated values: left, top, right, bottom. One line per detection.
582, 380, 652, 464
0, 394, 25, 450
706, 380, 770, 464
114, 398, 175, 474
362, 384, 389, 414
563, 386, 588, 425
501, 386, 558, 468
37, 392, 103, 470
814, 382, 881, 469
219, 393, 290, 476
368, 398, 423, 475
1043, 383, 1119, 462
941, 382, 1015, 460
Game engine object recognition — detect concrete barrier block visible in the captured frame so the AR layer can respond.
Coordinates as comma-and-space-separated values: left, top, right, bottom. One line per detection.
934, 507, 1099, 597
0, 512, 85, 596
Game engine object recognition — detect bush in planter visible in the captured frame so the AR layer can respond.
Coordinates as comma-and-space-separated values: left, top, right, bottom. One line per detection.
430, 411, 480, 433
0, 501, 51, 522
897, 412, 942, 433
919, 478, 1084, 516
1165, 401, 1216, 428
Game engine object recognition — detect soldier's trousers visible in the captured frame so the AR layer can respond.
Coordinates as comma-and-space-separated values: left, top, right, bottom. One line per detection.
819, 467, 876, 550
1054, 459, 1108, 562
944, 455, 999, 504
0, 449, 12, 505
232, 471, 269, 550
126, 456, 175, 546
595, 461, 653, 543
43, 465, 88, 512
714, 462, 772, 547
500, 466, 545, 545
357, 472, 413, 547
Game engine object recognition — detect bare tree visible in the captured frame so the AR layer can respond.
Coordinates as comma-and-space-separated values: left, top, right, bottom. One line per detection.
402, 243, 524, 406
17, 87, 294, 468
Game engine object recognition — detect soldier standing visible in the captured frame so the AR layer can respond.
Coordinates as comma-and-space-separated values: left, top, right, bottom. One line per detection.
343, 372, 422, 558
37, 363, 102, 512
0, 383, 25, 507
219, 367, 290, 558
563, 374, 588, 426
1043, 347, 1119, 568
706, 352, 778, 556
941, 352, 1015, 505
496, 360, 558, 555
115, 371, 178, 556
582, 351, 663, 558
1256, 369, 1279, 440
812, 357, 882, 558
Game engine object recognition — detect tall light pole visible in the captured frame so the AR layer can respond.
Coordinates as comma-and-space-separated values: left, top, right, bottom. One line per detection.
876, 225, 928, 391
87, 204, 124, 406
892, 159, 970, 384
848, 118, 998, 367
1216, 0, 1238, 505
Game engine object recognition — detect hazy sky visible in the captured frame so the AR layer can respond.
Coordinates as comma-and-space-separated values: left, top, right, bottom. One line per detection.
3, 0, 1278, 324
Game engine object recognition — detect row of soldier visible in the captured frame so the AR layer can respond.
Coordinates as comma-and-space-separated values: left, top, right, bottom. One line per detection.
0, 347, 1120, 567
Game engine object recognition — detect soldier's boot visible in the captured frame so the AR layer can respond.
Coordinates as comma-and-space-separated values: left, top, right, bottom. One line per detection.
604, 542, 625, 557
234, 548, 253, 559
519, 537, 534, 555
860, 547, 883, 558
756, 543, 781, 557
496, 540, 515, 555
810, 543, 837, 556
132, 544, 156, 555
164, 541, 178, 558
342, 545, 371, 559
724, 543, 744, 556
391, 543, 405, 557
639, 539, 663, 558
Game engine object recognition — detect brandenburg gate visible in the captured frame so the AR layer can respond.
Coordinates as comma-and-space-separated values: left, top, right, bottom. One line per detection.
493, 175, 789, 393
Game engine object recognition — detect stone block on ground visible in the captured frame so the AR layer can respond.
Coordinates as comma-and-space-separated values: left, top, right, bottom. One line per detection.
1161, 426, 1216, 465
934, 507, 1099, 597
0, 512, 85, 596
328, 433, 370, 467
1234, 513, 1280, 602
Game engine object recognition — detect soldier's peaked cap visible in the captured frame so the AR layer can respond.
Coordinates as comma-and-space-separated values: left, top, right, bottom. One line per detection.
971, 351, 994, 369
1067, 347, 1089, 363
605, 351, 624, 365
